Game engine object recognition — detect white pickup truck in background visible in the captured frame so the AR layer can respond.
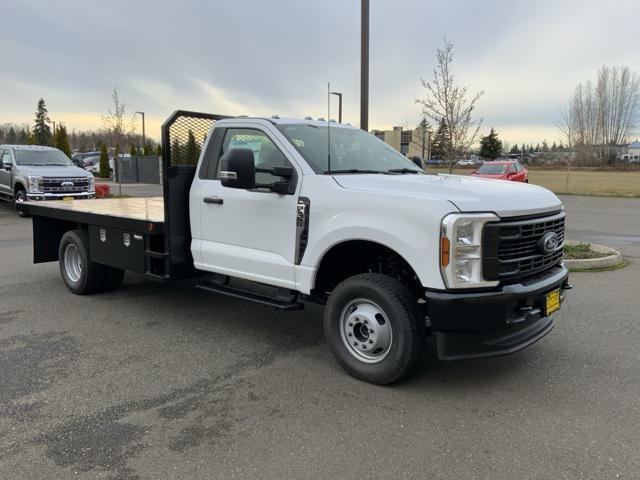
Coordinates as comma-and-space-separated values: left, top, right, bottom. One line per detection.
20, 111, 571, 384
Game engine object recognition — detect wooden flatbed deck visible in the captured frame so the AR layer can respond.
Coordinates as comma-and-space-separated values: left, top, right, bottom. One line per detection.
22, 197, 165, 234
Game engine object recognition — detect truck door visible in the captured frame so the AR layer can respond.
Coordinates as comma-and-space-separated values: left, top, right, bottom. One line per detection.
0, 150, 13, 196
192, 127, 299, 289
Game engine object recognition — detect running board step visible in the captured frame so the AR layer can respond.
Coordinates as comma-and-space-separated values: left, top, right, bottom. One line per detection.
196, 281, 304, 311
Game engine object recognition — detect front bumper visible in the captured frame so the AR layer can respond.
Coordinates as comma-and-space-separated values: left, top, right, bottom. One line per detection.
425, 265, 570, 361
26, 192, 95, 200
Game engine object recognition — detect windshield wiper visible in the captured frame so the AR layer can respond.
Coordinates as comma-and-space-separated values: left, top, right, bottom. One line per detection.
387, 168, 422, 174
325, 169, 388, 175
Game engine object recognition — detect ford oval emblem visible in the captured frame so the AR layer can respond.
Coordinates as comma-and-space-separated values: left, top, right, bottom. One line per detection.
539, 232, 559, 255
61, 181, 74, 187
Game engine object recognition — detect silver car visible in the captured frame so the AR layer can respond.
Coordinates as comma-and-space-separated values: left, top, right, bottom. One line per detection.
0, 145, 95, 217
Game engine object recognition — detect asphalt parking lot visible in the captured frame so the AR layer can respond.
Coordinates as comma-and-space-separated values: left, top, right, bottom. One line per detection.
1, 194, 639, 480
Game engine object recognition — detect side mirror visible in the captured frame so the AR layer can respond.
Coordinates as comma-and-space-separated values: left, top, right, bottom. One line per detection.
2, 164, 11, 172
411, 156, 423, 168
219, 149, 256, 189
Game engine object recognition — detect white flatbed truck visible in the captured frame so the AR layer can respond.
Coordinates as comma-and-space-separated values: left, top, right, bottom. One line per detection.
20, 111, 571, 384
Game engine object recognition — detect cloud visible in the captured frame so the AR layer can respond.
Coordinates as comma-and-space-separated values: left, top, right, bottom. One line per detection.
1, 0, 638, 143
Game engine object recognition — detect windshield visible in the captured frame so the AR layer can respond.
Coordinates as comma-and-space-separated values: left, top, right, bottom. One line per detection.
278, 124, 422, 174
477, 163, 508, 174
15, 149, 73, 166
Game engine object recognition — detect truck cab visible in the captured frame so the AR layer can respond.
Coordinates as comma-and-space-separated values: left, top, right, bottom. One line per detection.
19, 111, 570, 384
0, 145, 95, 216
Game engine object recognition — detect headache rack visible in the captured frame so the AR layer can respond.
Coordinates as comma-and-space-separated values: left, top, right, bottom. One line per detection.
482, 211, 565, 283
161, 110, 232, 278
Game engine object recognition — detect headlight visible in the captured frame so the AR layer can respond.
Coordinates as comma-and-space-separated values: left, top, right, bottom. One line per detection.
88, 176, 95, 192
27, 175, 43, 193
440, 213, 500, 289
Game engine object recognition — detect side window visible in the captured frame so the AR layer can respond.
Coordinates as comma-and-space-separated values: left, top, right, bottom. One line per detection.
219, 129, 291, 185
198, 127, 224, 180
1, 150, 11, 167
514, 163, 521, 172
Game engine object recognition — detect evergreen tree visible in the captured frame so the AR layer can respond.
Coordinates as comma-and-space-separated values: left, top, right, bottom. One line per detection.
172, 139, 181, 162
185, 129, 201, 165
53, 124, 72, 157
535, 143, 541, 152
529, 145, 534, 154
7, 126, 18, 144
509, 144, 520, 154
99, 144, 110, 178
130, 144, 137, 157
33, 98, 53, 146
143, 142, 152, 156
478, 127, 502, 160
541, 140, 550, 153
430, 118, 451, 160
156, 144, 163, 157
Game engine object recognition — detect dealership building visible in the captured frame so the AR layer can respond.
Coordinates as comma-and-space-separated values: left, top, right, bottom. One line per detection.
371, 126, 431, 161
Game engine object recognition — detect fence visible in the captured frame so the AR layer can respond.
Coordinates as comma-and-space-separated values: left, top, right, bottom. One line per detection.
114, 156, 161, 184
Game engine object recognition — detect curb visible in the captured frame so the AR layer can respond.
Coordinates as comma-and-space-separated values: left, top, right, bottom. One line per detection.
564, 240, 624, 270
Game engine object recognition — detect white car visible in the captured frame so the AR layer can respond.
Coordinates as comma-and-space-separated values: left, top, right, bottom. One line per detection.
456, 159, 476, 166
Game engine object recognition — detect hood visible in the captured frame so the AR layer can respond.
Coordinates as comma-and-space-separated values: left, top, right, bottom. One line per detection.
332, 173, 562, 218
472, 173, 508, 179
17, 164, 92, 178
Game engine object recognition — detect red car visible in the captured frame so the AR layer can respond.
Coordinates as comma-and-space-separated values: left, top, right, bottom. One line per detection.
471, 160, 528, 183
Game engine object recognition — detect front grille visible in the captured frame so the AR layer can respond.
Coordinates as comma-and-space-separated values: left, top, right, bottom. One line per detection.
483, 211, 565, 283
41, 177, 90, 194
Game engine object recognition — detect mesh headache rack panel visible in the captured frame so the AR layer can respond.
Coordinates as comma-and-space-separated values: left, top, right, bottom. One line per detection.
161, 111, 232, 278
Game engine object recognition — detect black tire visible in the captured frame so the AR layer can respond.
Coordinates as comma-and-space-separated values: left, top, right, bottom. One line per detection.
58, 230, 105, 295
14, 189, 29, 217
101, 266, 125, 292
324, 273, 427, 385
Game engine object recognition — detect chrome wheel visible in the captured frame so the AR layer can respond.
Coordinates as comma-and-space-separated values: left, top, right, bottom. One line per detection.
15, 191, 26, 203
64, 243, 83, 283
339, 299, 392, 363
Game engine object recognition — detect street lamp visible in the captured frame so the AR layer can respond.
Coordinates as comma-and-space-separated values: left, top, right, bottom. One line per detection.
360, 0, 369, 132
330, 92, 343, 123
135, 111, 145, 154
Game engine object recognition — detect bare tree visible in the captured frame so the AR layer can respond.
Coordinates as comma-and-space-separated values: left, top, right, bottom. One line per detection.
555, 100, 574, 190
563, 66, 640, 165
102, 88, 136, 194
416, 39, 484, 173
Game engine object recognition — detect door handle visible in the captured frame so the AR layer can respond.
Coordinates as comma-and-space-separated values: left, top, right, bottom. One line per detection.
203, 196, 224, 205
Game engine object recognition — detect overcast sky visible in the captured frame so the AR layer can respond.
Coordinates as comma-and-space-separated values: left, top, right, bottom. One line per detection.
1, 0, 638, 144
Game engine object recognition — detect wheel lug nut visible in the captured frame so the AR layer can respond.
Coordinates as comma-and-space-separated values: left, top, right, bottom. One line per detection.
363, 319, 368, 324
348, 322, 353, 327
347, 333, 352, 337
369, 329, 374, 334
353, 342, 358, 346
369, 339, 373, 344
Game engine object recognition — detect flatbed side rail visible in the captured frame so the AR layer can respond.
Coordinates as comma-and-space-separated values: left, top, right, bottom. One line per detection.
161, 110, 232, 278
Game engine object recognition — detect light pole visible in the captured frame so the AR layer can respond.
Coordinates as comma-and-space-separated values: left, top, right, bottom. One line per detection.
360, 0, 369, 132
135, 111, 145, 154
330, 92, 343, 123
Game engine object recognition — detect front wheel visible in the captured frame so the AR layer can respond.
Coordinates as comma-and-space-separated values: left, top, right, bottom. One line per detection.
14, 189, 29, 217
324, 273, 427, 384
